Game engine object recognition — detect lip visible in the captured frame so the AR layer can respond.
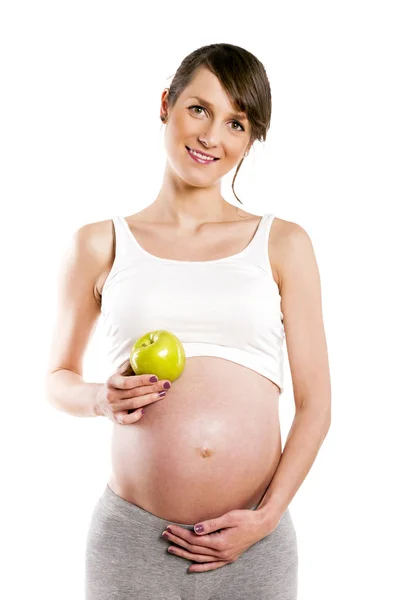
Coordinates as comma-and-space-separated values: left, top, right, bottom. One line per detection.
186, 146, 219, 165
186, 146, 220, 160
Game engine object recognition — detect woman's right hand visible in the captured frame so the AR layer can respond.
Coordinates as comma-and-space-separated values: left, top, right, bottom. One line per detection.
96, 359, 171, 424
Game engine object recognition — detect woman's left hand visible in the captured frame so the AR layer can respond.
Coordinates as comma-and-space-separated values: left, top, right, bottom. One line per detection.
161, 507, 280, 573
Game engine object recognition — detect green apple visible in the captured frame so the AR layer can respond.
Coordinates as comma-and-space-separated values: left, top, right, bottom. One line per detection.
130, 330, 186, 382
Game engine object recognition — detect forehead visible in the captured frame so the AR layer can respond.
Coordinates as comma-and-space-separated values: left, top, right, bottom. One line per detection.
179, 67, 248, 119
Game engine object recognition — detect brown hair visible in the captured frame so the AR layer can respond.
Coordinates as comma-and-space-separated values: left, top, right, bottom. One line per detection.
162, 43, 272, 205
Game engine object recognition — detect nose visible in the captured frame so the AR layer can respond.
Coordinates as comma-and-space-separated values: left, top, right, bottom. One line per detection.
198, 123, 222, 149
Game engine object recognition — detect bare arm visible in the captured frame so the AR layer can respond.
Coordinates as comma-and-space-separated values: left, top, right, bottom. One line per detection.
45, 220, 112, 417
256, 222, 331, 526
46, 369, 102, 418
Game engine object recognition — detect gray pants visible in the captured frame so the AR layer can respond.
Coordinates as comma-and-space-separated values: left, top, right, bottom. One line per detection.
85, 484, 298, 599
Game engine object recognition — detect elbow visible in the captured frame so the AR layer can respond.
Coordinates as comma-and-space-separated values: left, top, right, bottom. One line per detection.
296, 400, 331, 428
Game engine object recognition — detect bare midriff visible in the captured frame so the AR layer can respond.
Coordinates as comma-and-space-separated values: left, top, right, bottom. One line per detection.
107, 357, 282, 524
99, 209, 284, 525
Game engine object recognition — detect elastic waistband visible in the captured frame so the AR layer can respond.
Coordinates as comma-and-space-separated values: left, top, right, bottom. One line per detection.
99, 484, 260, 533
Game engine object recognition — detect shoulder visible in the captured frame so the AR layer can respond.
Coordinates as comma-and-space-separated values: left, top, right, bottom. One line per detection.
73, 218, 116, 301
271, 216, 311, 249
74, 218, 115, 263
269, 217, 315, 291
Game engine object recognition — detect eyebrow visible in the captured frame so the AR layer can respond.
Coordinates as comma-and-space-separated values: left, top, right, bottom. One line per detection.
188, 96, 247, 121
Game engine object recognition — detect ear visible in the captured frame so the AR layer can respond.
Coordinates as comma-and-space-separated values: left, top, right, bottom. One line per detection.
160, 88, 170, 116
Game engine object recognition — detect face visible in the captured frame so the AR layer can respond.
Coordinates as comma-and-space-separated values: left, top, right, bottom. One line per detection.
160, 67, 252, 186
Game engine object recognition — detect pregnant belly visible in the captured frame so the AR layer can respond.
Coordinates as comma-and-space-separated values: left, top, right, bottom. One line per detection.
108, 357, 282, 524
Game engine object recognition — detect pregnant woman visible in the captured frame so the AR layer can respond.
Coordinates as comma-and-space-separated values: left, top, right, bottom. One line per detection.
46, 43, 331, 600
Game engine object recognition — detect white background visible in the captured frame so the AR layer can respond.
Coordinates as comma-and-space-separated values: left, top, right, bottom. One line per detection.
1, 1, 398, 598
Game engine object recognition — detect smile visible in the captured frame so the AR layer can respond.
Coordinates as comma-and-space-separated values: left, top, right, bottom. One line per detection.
186, 146, 219, 165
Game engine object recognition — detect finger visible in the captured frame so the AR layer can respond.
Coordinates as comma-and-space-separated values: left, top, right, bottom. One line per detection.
109, 383, 162, 404
162, 531, 217, 556
108, 372, 155, 391
117, 359, 134, 376
164, 528, 224, 553
189, 561, 229, 573
167, 546, 217, 563
111, 389, 168, 413
116, 408, 144, 425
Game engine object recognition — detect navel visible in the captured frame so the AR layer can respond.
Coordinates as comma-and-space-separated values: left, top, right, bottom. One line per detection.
195, 446, 215, 459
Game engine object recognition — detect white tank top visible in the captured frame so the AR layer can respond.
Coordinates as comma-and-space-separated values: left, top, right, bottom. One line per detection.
101, 213, 285, 394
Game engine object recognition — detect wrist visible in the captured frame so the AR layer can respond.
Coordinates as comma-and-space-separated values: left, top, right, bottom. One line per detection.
254, 503, 284, 532
93, 383, 105, 417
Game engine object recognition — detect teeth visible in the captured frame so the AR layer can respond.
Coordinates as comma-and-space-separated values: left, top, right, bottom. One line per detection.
189, 148, 215, 161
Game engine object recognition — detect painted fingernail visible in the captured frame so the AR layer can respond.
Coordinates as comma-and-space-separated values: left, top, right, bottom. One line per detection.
168, 547, 176, 554
150, 376, 158, 382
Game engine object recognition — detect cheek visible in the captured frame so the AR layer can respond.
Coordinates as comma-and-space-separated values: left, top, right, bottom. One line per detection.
163, 128, 182, 159
165, 119, 190, 153
173, 110, 192, 133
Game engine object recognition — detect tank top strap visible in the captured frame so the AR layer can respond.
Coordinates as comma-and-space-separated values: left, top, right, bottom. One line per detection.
243, 213, 276, 273
109, 213, 276, 271
111, 215, 144, 262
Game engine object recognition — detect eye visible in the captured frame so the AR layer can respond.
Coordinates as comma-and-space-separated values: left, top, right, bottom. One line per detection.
189, 105, 206, 116
188, 105, 245, 132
